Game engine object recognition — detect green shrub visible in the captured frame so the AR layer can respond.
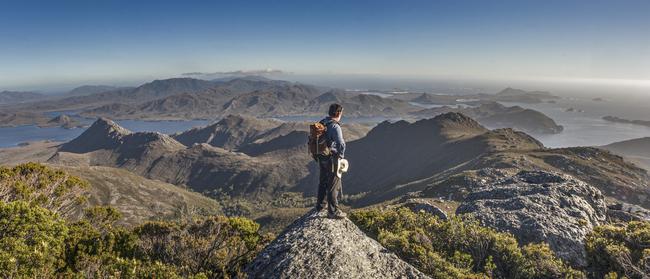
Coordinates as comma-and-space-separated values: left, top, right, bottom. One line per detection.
134, 216, 270, 278
74, 255, 186, 279
585, 221, 650, 279
0, 164, 269, 278
0, 201, 68, 278
62, 217, 139, 274
0, 163, 88, 216
350, 207, 583, 279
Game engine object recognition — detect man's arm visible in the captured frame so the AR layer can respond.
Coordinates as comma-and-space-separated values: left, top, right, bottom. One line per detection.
333, 124, 346, 158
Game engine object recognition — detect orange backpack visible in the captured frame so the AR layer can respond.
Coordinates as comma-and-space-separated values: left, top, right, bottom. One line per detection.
308, 121, 331, 157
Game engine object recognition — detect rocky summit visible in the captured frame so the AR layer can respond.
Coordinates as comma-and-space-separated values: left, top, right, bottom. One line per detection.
456, 170, 607, 267
245, 210, 430, 279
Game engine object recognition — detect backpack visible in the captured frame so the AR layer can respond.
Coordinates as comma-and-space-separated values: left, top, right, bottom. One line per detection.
308, 120, 332, 157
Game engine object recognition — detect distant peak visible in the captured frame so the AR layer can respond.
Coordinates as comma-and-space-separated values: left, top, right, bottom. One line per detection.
431, 112, 485, 130
424, 112, 487, 138
59, 117, 131, 153
91, 117, 131, 134
432, 111, 475, 122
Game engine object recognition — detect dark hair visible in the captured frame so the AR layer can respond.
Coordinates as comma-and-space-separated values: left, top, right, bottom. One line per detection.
328, 103, 343, 117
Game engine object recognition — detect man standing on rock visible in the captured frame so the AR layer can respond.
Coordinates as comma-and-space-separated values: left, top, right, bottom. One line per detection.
315, 103, 347, 219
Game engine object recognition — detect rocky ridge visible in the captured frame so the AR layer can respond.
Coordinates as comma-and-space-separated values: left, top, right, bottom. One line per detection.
411, 102, 564, 134
245, 210, 430, 279
456, 170, 607, 266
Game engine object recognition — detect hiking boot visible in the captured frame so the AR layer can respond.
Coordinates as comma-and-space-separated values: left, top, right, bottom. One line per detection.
328, 211, 347, 219
314, 207, 327, 217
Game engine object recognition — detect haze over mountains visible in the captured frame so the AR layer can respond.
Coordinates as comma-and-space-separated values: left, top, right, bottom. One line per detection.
0, 76, 570, 140
65, 85, 125, 97
0, 90, 45, 104
2, 77, 647, 214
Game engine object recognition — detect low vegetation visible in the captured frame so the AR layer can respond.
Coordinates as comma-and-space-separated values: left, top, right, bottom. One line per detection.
3, 163, 649, 278
0, 162, 89, 216
351, 207, 650, 279
585, 221, 650, 279
350, 207, 583, 278
0, 163, 270, 278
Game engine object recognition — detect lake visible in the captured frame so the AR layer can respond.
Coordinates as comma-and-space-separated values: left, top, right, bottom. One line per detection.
499, 100, 650, 148
0, 119, 210, 148
2, 97, 649, 149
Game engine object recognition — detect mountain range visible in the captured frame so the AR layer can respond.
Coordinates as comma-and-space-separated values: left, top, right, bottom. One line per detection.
410, 101, 564, 134
2, 78, 565, 138
1, 108, 649, 275
78, 81, 420, 120
3, 112, 640, 224
338, 112, 648, 208
2, 76, 649, 277
50, 116, 369, 203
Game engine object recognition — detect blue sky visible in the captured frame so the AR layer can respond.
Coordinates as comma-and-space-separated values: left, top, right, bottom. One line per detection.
1, 0, 649, 90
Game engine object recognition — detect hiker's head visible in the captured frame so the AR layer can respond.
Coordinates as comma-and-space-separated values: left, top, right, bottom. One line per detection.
328, 103, 343, 120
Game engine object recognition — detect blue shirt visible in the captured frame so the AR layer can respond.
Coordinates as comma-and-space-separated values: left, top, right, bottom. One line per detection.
321, 116, 346, 158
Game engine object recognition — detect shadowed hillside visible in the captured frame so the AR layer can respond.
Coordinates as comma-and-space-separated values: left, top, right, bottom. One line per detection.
339, 112, 648, 208
601, 137, 650, 171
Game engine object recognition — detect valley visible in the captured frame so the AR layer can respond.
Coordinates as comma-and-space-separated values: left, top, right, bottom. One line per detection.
2, 109, 649, 232
3, 2, 650, 277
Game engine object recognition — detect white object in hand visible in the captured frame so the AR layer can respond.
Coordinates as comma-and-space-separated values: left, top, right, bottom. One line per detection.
336, 158, 349, 178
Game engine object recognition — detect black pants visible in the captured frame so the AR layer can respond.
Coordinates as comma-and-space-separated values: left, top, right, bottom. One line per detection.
316, 156, 341, 214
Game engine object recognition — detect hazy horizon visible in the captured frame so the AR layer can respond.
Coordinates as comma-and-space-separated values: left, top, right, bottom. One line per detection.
1, 0, 649, 91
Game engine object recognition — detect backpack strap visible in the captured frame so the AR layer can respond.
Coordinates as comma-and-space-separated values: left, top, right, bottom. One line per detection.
319, 118, 340, 151
320, 118, 339, 127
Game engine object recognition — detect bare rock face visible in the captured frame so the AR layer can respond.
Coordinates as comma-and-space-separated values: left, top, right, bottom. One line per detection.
245, 210, 430, 279
607, 202, 650, 222
456, 170, 607, 267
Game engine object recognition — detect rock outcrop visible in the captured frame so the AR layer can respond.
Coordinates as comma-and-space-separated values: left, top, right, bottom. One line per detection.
456, 170, 607, 267
607, 202, 650, 222
245, 210, 430, 279
401, 198, 448, 220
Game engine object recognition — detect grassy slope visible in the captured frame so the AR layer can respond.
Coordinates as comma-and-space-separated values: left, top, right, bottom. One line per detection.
59, 165, 223, 226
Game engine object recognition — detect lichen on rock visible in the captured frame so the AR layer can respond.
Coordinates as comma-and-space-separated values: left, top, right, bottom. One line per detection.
245, 209, 430, 279
456, 170, 607, 267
